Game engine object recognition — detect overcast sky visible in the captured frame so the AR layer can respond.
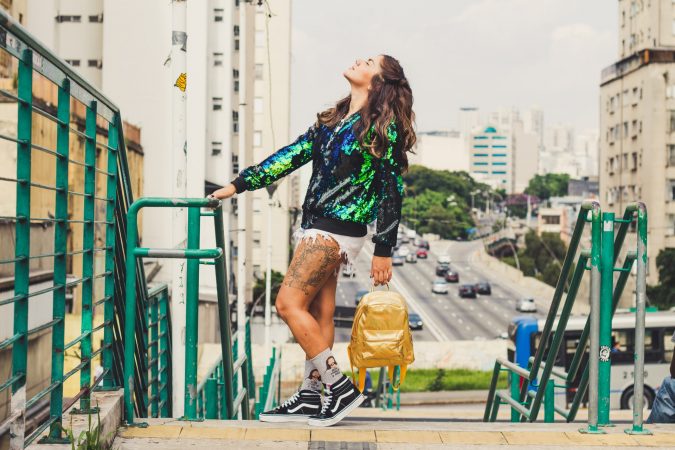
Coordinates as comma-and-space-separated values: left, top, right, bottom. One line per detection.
289, 0, 618, 137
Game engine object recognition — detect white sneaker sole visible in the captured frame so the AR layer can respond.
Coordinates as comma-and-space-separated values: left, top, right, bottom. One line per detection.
259, 413, 311, 423
307, 394, 364, 427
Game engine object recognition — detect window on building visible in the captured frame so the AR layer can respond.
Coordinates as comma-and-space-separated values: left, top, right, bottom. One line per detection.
631, 152, 637, 171
632, 87, 639, 105
623, 89, 630, 107
233, 69, 239, 79
254, 97, 264, 114
234, 38, 239, 51
254, 130, 262, 147
87, 59, 102, 68
668, 145, 675, 166
670, 111, 675, 133
670, 180, 675, 201
214, 8, 224, 22
235, 0, 240, 7
232, 110, 239, 133
253, 231, 261, 247
233, 80, 239, 92
88, 14, 103, 23
255, 63, 264, 80
233, 25, 240, 37
232, 154, 239, 174
255, 30, 265, 48
623, 121, 628, 137
631, 119, 638, 136
56, 15, 82, 23
233, 69, 239, 92
252, 198, 261, 213
212, 97, 223, 111
211, 141, 222, 156
65, 59, 80, 67
623, 153, 628, 169
542, 215, 560, 225
213, 52, 223, 66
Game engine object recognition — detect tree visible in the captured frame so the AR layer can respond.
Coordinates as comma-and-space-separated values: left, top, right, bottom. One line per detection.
252, 270, 284, 307
647, 249, 675, 310
524, 173, 570, 200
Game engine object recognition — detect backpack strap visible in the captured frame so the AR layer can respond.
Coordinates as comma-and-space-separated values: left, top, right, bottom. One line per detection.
387, 365, 408, 391
358, 368, 367, 392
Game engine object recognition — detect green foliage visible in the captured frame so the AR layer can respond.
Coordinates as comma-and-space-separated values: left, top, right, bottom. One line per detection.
499, 231, 569, 287
253, 270, 284, 306
402, 165, 497, 239
524, 173, 570, 200
61, 404, 110, 450
397, 369, 507, 393
647, 248, 675, 310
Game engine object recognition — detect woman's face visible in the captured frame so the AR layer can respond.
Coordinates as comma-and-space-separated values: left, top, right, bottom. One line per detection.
344, 55, 383, 88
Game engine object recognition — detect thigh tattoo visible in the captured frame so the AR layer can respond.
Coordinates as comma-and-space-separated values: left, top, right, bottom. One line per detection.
284, 237, 341, 296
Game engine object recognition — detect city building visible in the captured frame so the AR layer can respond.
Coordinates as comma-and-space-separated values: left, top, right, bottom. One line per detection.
599, 0, 675, 284
537, 206, 571, 244
412, 130, 469, 172
512, 120, 539, 193
469, 125, 513, 193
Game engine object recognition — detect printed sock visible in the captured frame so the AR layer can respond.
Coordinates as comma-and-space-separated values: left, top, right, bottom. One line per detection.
300, 358, 322, 391
310, 348, 345, 386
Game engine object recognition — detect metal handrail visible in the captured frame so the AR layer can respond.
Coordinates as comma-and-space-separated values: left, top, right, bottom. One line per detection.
123, 197, 252, 424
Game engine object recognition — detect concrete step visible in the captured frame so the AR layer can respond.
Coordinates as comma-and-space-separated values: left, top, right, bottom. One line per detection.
115, 416, 675, 449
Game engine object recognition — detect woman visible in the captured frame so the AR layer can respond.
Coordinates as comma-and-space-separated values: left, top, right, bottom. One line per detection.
209, 54, 415, 427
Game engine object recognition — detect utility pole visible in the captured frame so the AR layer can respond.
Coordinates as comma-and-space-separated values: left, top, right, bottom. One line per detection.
235, 0, 249, 417
170, 0, 188, 415
264, 183, 278, 357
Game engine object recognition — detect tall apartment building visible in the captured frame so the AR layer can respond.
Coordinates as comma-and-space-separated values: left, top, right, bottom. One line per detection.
469, 125, 514, 193
413, 130, 469, 172
599, 0, 675, 284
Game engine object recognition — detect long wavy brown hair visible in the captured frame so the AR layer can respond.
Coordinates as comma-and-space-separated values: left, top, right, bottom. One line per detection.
316, 54, 416, 171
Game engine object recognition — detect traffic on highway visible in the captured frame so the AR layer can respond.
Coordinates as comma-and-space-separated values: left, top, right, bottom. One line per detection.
334, 226, 546, 342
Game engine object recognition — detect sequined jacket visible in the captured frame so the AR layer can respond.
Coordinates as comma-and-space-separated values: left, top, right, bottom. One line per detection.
230, 111, 404, 257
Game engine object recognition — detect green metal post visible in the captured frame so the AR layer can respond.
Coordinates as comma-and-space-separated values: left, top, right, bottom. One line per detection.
124, 203, 141, 424
149, 296, 159, 417
184, 207, 201, 419
483, 361, 501, 422
11, 48, 33, 448
246, 321, 255, 403
510, 372, 520, 422
205, 378, 218, 419
158, 291, 170, 417
218, 365, 229, 419
544, 379, 555, 423
46, 79, 70, 441
101, 116, 120, 389
213, 206, 236, 418
598, 212, 614, 426
77, 101, 98, 413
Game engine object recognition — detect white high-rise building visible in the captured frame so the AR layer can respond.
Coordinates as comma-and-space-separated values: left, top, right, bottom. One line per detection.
469, 125, 514, 193
412, 131, 468, 172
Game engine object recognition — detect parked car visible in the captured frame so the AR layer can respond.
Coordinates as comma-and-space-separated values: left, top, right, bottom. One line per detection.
355, 289, 369, 305
458, 284, 477, 298
408, 313, 423, 330
435, 265, 450, 277
444, 269, 459, 283
405, 253, 417, 263
342, 263, 356, 278
392, 254, 405, 266
416, 248, 428, 259
437, 255, 451, 265
431, 278, 449, 294
516, 298, 537, 312
475, 281, 492, 295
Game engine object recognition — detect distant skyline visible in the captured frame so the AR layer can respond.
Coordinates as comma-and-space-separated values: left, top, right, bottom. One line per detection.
288, 0, 617, 138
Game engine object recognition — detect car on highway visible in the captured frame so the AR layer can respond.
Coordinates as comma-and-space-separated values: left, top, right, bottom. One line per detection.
458, 284, 477, 298
392, 254, 405, 266
435, 265, 450, 277
444, 269, 459, 283
417, 239, 430, 250
516, 298, 537, 312
342, 263, 356, 278
398, 246, 411, 257
416, 248, 428, 259
355, 289, 369, 305
437, 255, 451, 265
408, 313, 423, 330
405, 253, 417, 263
475, 281, 492, 295
431, 278, 449, 294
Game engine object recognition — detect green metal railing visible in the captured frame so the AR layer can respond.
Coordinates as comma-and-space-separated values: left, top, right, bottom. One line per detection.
145, 284, 172, 418
0, 10, 147, 448
253, 347, 281, 419
483, 201, 650, 435
124, 197, 262, 423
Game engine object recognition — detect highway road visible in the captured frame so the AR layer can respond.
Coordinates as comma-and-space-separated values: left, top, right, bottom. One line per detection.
334, 238, 547, 343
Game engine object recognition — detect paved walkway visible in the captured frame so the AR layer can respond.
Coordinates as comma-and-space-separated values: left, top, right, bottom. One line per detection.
115, 417, 675, 449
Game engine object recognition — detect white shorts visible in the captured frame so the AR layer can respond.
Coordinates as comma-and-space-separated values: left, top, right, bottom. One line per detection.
292, 227, 367, 275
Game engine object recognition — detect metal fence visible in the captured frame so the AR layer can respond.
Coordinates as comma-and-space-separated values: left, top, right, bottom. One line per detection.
0, 9, 148, 447
483, 201, 650, 435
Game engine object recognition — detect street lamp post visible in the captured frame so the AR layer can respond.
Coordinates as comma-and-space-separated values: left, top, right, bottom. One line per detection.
264, 183, 279, 357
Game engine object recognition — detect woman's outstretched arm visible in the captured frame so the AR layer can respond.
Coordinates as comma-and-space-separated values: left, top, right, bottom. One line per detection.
231, 123, 318, 193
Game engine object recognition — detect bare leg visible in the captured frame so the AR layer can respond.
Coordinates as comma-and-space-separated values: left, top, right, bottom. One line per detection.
275, 235, 342, 358
309, 270, 338, 349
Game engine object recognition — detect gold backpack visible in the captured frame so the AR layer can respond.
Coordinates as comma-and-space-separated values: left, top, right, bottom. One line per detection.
347, 286, 415, 391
